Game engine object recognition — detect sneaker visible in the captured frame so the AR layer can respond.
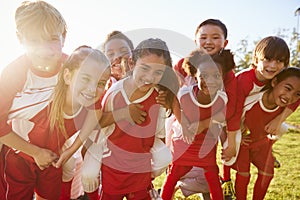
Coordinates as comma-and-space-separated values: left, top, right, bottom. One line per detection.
274, 158, 281, 168
149, 188, 162, 200
222, 180, 236, 200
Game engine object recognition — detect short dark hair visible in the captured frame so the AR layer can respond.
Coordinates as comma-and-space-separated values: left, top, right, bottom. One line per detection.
102, 30, 134, 52
195, 19, 227, 39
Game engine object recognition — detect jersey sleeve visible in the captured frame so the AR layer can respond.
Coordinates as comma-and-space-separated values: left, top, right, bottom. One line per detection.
226, 72, 248, 132
223, 70, 237, 131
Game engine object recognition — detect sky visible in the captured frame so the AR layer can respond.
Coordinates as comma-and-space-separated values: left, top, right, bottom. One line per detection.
0, 0, 299, 74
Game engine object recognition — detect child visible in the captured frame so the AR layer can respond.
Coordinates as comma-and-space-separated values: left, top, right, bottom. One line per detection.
222, 36, 293, 198
0, 46, 110, 200
232, 67, 300, 199
100, 38, 178, 199
102, 30, 134, 84
159, 19, 236, 198
160, 49, 235, 200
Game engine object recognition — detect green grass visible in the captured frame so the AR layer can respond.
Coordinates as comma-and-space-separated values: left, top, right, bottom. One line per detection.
153, 108, 300, 200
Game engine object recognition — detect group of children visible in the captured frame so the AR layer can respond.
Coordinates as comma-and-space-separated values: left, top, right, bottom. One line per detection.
0, 1, 299, 200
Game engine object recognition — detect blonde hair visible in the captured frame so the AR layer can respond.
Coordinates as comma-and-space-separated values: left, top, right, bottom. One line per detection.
49, 46, 110, 138
15, 0, 67, 40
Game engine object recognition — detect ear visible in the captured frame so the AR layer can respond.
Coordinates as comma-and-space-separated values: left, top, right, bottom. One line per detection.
271, 77, 278, 87
16, 31, 23, 44
63, 68, 72, 85
223, 40, 229, 48
128, 57, 135, 70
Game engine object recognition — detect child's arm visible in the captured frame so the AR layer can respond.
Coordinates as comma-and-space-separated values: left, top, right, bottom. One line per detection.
0, 132, 58, 170
54, 109, 101, 167
264, 107, 293, 135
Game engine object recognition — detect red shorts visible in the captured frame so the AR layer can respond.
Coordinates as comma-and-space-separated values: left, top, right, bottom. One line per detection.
232, 138, 274, 175
0, 147, 62, 200
100, 188, 151, 200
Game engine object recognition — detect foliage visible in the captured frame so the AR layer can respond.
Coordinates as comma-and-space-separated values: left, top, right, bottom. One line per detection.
233, 28, 300, 73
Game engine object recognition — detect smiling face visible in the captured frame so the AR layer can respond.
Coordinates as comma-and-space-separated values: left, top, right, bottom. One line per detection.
196, 60, 223, 97
21, 33, 64, 72
131, 54, 166, 92
195, 24, 228, 55
66, 58, 110, 109
255, 57, 286, 81
104, 38, 132, 80
270, 76, 300, 107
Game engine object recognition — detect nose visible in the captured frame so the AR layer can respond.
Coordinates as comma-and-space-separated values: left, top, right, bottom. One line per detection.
87, 83, 97, 93
145, 73, 154, 83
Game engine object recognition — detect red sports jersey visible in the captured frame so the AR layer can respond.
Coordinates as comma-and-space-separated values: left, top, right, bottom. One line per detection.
0, 54, 67, 137
172, 84, 227, 167
230, 67, 300, 131
243, 92, 284, 142
101, 78, 163, 194
173, 58, 237, 131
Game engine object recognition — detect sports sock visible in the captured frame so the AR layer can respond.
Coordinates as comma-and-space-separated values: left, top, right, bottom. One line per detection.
59, 180, 72, 200
235, 173, 250, 200
222, 165, 231, 182
252, 173, 273, 200
204, 170, 224, 200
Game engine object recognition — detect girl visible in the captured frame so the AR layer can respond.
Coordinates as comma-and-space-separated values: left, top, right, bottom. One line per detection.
161, 49, 235, 200
102, 30, 134, 84
0, 46, 110, 200
232, 67, 300, 200
100, 38, 179, 199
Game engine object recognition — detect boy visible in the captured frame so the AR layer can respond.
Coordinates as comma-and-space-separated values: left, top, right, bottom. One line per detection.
0, 1, 69, 199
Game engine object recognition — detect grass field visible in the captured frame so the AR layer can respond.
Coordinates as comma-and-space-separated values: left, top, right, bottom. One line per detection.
153, 108, 300, 200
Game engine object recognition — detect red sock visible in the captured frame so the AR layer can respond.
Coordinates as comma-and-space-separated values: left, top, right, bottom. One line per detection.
222, 165, 231, 182
235, 173, 250, 200
204, 171, 224, 200
86, 190, 100, 200
253, 173, 273, 200
59, 180, 72, 200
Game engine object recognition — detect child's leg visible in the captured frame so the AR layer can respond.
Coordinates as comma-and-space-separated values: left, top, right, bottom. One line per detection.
222, 165, 231, 182
150, 137, 172, 178
81, 142, 102, 200
204, 168, 224, 200
235, 172, 250, 200
252, 140, 274, 200
252, 172, 273, 200
161, 165, 192, 200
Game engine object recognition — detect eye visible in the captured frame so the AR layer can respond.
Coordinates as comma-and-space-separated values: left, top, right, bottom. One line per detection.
200, 74, 208, 80
263, 57, 271, 61
106, 52, 114, 59
81, 76, 90, 83
154, 71, 163, 76
284, 86, 292, 91
214, 73, 221, 79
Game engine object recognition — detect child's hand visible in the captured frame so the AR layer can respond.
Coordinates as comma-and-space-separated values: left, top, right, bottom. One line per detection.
156, 90, 170, 109
241, 135, 252, 146
181, 123, 195, 144
53, 148, 73, 168
128, 103, 147, 124
33, 148, 58, 170
264, 117, 281, 135
222, 146, 236, 161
